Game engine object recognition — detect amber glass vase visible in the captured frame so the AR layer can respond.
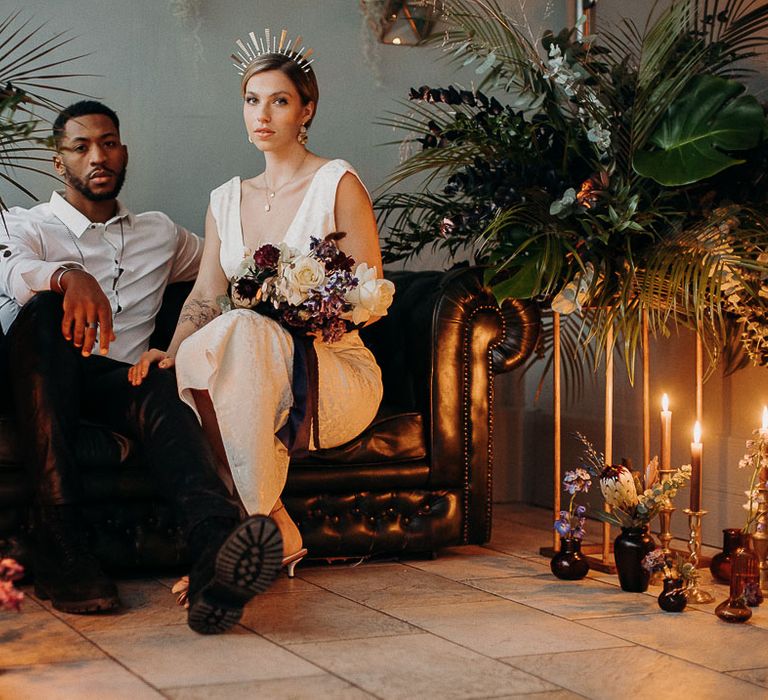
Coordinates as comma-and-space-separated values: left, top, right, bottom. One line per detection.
715, 533, 759, 623
710, 528, 742, 584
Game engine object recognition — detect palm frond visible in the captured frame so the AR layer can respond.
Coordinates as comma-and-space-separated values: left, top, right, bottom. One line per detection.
0, 11, 87, 207
437, 0, 542, 90
525, 309, 599, 406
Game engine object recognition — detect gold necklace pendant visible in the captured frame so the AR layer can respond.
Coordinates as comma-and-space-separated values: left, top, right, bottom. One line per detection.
262, 152, 308, 214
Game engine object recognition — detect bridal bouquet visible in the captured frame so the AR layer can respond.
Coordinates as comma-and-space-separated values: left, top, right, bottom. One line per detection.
221, 233, 395, 343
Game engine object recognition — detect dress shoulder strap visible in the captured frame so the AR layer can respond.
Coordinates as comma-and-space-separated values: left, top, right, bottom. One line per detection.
314, 159, 370, 208
209, 176, 241, 244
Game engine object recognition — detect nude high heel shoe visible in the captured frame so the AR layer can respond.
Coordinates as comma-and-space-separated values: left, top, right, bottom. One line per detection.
271, 502, 307, 577
282, 547, 308, 578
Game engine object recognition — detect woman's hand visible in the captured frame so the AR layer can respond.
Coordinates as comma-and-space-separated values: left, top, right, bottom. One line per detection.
128, 349, 175, 386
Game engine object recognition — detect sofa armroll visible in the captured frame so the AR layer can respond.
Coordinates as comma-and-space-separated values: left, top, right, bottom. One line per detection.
362, 267, 537, 545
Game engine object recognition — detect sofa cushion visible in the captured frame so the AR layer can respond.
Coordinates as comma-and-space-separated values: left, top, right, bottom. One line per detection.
0, 407, 428, 507
293, 410, 426, 466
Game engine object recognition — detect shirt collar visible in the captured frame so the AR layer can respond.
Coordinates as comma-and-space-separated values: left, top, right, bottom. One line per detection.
50, 191, 134, 237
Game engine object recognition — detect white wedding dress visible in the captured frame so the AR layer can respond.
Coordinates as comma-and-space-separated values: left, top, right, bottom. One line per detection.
174, 159, 383, 515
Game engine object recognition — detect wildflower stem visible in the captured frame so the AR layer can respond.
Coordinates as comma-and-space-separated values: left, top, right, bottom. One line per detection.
745, 440, 762, 533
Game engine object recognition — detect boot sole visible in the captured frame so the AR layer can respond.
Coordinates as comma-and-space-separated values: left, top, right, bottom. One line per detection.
188, 516, 283, 634
34, 584, 120, 614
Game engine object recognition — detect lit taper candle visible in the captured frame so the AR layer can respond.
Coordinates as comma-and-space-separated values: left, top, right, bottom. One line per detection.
760, 407, 768, 482
690, 421, 702, 512
660, 394, 671, 469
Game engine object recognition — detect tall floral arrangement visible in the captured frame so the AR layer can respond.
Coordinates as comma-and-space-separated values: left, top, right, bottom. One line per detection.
376, 0, 768, 374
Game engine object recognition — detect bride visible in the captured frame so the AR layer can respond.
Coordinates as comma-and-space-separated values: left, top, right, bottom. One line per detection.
129, 31, 385, 589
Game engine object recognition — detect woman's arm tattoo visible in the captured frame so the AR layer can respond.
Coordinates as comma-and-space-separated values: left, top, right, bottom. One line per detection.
178, 298, 220, 329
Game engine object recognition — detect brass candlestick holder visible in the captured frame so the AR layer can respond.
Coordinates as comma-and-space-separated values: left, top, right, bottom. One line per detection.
683, 508, 715, 603
657, 469, 675, 554
751, 483, 768, 593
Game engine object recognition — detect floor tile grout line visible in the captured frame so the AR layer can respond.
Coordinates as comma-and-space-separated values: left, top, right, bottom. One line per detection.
538, 612, 768, 690
232, 606, 392, 700
157, 673, 380, 699
289, 571, 595, 694
23, 601, 175, 698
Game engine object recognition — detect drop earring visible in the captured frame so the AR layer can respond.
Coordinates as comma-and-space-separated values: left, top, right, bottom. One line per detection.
248, 134, 254, 144
297, 124, 308, 145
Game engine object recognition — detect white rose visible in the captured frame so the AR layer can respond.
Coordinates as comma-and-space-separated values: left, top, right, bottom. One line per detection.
345, 263, 395, 325
278, 242, 300, 265
280, 255, 326, 306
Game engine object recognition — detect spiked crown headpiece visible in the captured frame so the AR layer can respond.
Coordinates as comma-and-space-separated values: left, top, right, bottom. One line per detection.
231, 29, 315, 77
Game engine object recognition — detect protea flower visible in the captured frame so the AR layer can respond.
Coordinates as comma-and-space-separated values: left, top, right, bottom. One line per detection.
599, 464, 638, 510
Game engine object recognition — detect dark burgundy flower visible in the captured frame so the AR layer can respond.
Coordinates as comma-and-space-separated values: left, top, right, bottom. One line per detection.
233, 276, 261, 301
253, 244, 280, 269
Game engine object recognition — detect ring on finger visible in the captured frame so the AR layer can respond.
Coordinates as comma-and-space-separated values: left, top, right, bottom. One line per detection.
86, 322, 98, 329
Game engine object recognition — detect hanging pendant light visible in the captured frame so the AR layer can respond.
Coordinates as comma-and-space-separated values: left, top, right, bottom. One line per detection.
374, 1, 441, 46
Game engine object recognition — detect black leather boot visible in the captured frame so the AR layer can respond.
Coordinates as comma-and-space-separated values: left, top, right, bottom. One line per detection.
187, 515, 283, 634
33, 506, 120, 614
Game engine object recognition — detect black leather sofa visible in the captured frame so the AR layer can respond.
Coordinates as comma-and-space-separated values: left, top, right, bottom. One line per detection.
0, 267, 539, 571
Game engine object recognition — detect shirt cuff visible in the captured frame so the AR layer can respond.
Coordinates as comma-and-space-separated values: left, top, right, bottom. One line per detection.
20, 261, 85, 294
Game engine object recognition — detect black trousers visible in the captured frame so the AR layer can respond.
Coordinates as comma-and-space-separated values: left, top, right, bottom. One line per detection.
6, 292, 242, 537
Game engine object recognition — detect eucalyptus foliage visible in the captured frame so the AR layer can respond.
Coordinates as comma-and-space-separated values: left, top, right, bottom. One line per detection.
377, 0, 768, 376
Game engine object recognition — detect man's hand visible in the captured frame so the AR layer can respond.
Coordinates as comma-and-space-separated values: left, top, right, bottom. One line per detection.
58, 270, 115, 356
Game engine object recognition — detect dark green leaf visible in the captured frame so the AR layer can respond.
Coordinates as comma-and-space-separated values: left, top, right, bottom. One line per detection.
633, 74, 766, 185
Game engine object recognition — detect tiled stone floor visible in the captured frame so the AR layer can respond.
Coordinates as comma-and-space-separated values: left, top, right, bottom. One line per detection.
2, 504, 768, 699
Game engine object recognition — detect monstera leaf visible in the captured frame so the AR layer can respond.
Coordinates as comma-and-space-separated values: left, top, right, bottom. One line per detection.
633, 75, 766, 186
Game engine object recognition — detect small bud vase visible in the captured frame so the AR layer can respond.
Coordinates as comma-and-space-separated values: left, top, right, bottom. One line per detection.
657, 577, 687, 613
550, 537, 589, 580
715, 532, 759, 623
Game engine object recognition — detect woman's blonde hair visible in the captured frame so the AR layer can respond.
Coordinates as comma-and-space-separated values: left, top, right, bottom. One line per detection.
240, 53, 319, 128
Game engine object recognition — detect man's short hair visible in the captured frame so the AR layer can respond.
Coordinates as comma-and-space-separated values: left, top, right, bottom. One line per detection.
52, 101, 120, 148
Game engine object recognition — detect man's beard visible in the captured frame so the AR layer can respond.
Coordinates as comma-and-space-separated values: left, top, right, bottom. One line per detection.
64, 166, 127, 202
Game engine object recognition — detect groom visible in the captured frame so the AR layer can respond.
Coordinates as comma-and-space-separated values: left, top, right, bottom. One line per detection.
0, 100, 282, 633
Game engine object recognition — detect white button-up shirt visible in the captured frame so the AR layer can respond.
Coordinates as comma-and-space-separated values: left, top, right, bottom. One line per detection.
0, 191, 202, 363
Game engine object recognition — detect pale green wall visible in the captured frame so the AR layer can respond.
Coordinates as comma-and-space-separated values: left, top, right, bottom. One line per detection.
3, 0, 565, 233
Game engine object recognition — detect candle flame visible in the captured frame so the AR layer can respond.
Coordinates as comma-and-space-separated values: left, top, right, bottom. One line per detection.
762, 406, 768, 432
662, 393, 669, 412
694, 421, 702, 444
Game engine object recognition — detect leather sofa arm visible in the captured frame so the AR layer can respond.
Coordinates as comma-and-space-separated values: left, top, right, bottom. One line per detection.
362, 266, 540, 545
494, 298, 541, 375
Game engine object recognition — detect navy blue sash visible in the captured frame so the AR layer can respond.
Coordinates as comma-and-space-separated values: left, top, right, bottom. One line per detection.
275, 333, 320, 456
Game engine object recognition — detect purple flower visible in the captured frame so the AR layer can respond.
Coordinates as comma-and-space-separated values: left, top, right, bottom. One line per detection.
310, 235, 355, 273
641, 548, 667, 573
253, 244, 280, 270
554, 518, 571, 537
563, 469, 591, 495
744, 581, 764, 607
575, 504, 586, 518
